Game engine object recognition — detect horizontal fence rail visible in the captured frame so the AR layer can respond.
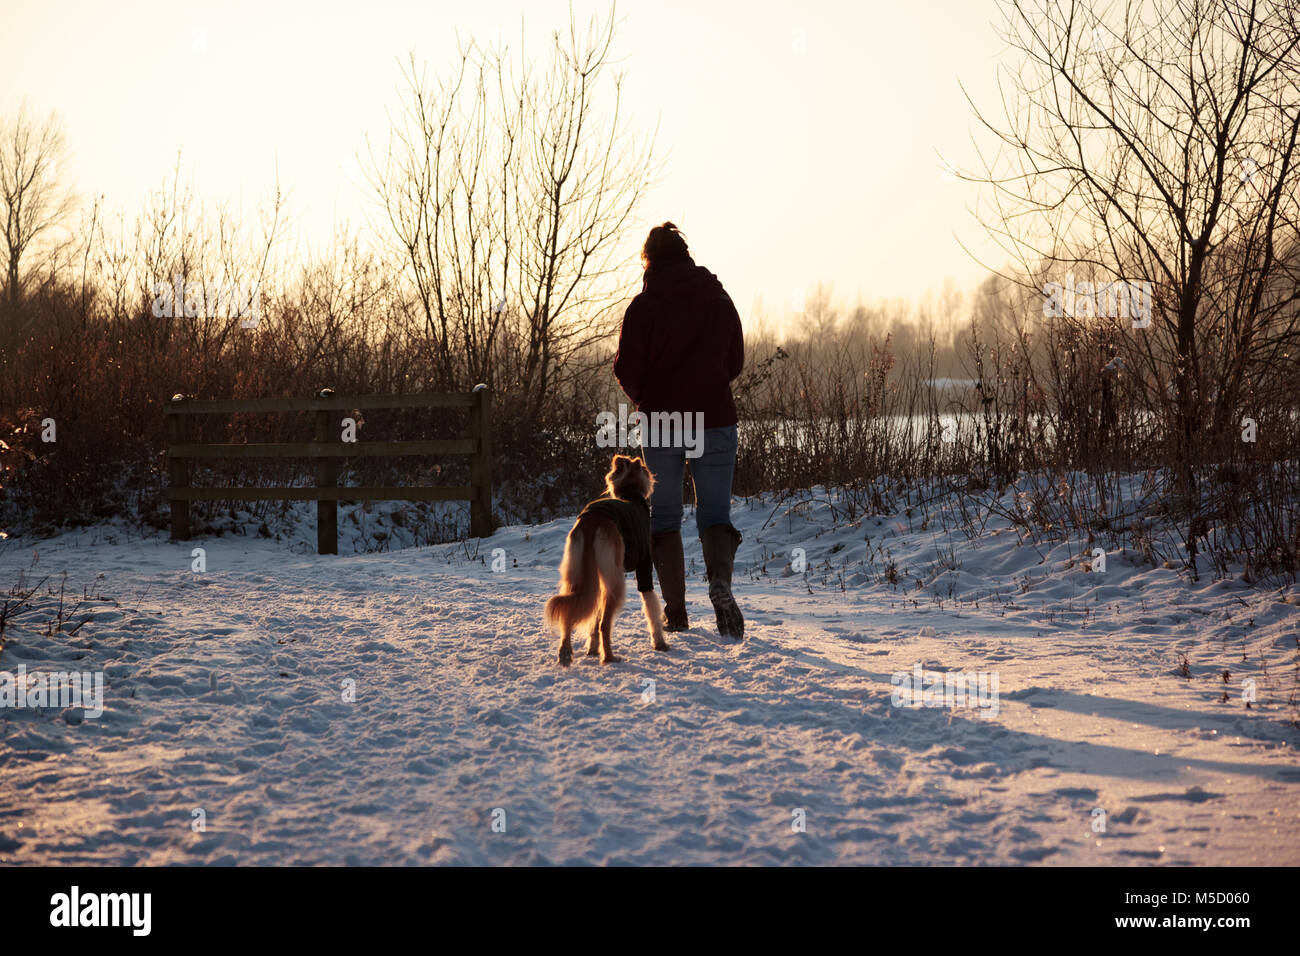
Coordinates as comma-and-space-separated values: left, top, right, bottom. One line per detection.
165, 387, 493, 553
166, 392, 479, 414
166, 487, 476, 502
167, 439, 478, 459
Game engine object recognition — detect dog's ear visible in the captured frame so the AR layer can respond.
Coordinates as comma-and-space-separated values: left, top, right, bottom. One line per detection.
604, 455, 629, 496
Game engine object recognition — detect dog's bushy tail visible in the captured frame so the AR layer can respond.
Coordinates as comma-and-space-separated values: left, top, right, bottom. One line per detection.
544, 520, 600, 633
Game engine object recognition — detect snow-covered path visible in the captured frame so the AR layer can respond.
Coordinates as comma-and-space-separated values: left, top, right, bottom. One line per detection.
2, 492, 1298, 865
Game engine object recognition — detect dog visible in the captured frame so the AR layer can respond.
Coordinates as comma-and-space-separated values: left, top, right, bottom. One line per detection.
544, 454, 670, 666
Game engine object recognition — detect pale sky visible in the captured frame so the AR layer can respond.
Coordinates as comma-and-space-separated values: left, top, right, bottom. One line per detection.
0, 0, 1010, 322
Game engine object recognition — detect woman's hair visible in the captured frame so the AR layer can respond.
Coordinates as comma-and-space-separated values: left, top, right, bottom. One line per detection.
642, 222, 690, 268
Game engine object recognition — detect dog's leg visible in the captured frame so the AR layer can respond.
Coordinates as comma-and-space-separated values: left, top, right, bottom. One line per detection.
641, 590, 670, 652
557, 627, 573, 667
599, 596, 621, 664
594, 529, 626, 664
585, 610, 603, 656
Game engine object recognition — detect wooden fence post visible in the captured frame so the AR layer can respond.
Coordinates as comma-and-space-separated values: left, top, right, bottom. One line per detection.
166, 397, 191, 540
469, 384, 493, 538
315, 391, 338, 555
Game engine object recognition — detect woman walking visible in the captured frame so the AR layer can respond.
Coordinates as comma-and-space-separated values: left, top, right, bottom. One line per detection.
613, 222, 745, 638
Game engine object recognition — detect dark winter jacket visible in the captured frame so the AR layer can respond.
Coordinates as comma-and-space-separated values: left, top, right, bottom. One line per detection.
613, 257, 744, 428
579, 494, 654, 593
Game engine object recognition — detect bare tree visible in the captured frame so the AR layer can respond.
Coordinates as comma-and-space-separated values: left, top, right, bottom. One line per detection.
0, 103, 75, 307
792, 284, 841, 343
966, 0, 1300, 497
367, 5, 658, 420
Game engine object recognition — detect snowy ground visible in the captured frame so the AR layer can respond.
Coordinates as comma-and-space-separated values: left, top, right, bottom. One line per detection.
1, 487, 1298, 865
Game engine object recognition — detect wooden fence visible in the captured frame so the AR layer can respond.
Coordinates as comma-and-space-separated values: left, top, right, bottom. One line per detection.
165, 387, 493, 553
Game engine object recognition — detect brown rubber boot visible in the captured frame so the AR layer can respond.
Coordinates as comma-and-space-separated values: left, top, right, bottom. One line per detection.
700, 524, 744, 639
651, 531, 690, 631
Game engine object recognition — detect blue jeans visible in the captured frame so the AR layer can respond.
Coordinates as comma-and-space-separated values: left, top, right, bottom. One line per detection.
641, 425, 737, 536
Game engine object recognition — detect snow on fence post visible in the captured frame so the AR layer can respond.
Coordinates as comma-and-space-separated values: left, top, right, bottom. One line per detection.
315, 389, 339, 555
166, 395, 191, 540
469, 384, 493, 539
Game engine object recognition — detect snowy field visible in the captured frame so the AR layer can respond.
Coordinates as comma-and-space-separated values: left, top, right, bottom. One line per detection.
1, 487, 1298, 866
